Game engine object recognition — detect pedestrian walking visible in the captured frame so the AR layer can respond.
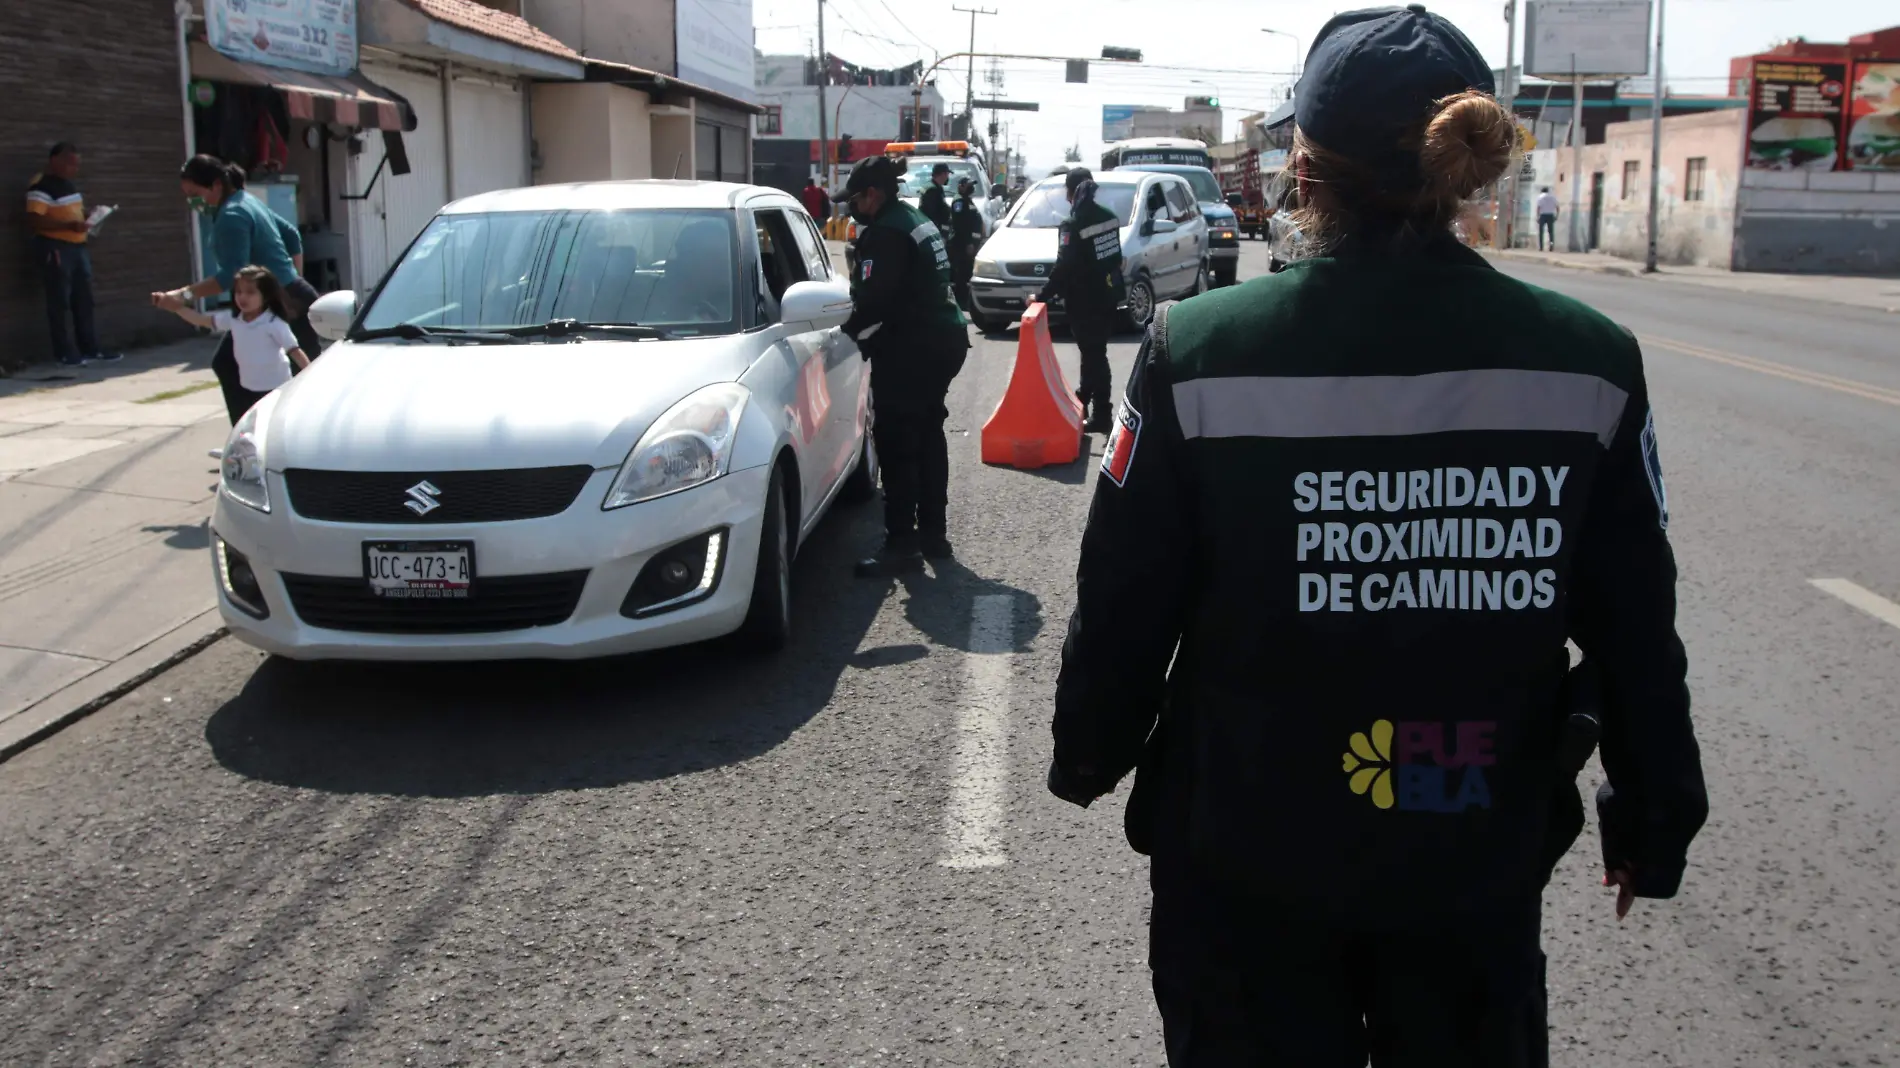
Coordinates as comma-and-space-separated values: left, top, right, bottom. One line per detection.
800, 175, 830, 225
159, 265, 310, 423
1036, 168, 1124, 433
1048, 7, 1708, 1065
918, 161, 952, 237
152, 155, 323, 427
833, 156, 969, 577
1536, 186, 1559, 251
26, 143, 120, 366
949, 176, 984, 311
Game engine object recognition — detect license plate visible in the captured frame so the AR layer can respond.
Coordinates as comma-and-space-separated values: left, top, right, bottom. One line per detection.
365, 541, 474, 598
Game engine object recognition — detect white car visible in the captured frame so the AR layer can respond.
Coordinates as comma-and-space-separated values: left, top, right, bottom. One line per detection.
967, 170, 1210, 334
209, 181, 874, 660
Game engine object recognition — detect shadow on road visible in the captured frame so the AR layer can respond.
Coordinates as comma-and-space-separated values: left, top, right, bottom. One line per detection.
203, 503, 890, 799
895, 556, 1046, 654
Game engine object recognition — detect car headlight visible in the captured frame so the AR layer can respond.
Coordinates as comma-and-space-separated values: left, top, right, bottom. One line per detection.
973, 258, 1001, 279
220, 404, 269, 512
603, 383, 750, 509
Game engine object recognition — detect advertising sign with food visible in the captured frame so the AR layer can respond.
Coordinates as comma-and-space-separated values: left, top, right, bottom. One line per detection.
1846, 61, 1900, 172
207, 0, 358, 79
1746, 60, 1848, 172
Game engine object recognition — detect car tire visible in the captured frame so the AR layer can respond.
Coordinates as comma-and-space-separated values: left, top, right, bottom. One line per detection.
969, 310, 1005, 335
1119, 274, 1156, 333
1194, 260, 1211, 296
841, 416, 880, 505
1215, 262, 1238, 288
738, 464, 793, 652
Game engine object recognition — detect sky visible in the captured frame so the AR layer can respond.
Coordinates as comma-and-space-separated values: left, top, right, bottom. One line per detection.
748, 0, 1895, 173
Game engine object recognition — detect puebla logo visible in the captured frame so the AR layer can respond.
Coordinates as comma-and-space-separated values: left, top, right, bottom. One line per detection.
1342, 719, 1498, 813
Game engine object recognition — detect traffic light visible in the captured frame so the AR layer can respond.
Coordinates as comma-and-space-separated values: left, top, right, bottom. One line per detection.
837, 134, 854, 163
1101, 46, 1142, 62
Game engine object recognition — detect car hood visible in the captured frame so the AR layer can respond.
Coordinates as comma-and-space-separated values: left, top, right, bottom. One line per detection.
1201, 203, 1238, 225
978, 226, 1062, 263
265, 337, 755, 472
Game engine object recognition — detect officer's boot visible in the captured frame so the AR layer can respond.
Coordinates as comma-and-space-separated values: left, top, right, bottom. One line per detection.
854, 535, 925, 579
1085, 393, 1114, 435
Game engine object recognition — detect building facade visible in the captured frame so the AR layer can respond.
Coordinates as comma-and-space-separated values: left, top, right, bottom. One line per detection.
2, 0, 197, 369
752, 53, 947, 195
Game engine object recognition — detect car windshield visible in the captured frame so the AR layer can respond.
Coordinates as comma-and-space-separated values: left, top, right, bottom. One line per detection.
358, 209, 741, 337
899, 159, 985, 196
1124, 167, 1223, 203
1007, 183, 1138, 228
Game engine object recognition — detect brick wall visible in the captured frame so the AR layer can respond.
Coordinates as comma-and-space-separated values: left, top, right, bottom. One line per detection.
0, 0, 194, 370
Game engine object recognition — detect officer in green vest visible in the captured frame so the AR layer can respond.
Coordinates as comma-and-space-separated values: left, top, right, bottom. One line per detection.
1037, 168, 1125, 433
1046, 6, 1707, 1064
834, 156, 970, 576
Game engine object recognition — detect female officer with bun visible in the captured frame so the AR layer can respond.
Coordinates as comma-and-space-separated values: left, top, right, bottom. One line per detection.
1047, 6, 1708, 1064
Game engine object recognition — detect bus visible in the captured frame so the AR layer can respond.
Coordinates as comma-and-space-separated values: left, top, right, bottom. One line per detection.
1100, 137, 1213, 172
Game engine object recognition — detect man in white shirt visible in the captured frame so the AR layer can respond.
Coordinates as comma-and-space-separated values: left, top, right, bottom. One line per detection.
1535, 186, 1559, 251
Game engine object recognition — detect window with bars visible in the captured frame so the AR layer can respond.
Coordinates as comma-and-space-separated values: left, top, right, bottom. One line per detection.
1684, 157, 1707, 202
758, 106, 782, 136
1621, 160, 1641, 200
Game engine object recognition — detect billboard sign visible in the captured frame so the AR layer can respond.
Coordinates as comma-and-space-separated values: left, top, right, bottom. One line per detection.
1846, 61, 1900, 171
1523, 1, 1651, 79
677, 0, 756, 103
1746, 59, 1848, 172
206, 0, 358, 77
1102, 105, 1138, 141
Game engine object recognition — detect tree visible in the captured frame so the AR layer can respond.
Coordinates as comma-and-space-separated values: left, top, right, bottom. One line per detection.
1063, 143, 1082, 163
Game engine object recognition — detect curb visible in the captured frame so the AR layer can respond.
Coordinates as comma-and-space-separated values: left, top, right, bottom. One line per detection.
0, 609, 227, 764
1488, 252, 1900, 313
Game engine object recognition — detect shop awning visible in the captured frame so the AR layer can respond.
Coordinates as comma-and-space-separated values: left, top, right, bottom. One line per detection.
189, 41, 417, 132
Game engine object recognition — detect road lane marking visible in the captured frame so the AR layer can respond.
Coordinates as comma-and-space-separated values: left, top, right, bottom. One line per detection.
1641, 335, 1900, 409
940, 593, 1014, 870
1810, 579, 1900, 632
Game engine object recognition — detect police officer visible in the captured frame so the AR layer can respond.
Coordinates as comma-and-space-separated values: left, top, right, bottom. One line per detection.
1037, 168, 1124, 433
833, 156, 969, 576
949, 176, 984, 311
918, 161, 952, 237
1047, 7, 1708, 1065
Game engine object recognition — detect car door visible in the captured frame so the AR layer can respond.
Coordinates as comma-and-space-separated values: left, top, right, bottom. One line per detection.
785, 207, 865, 503
1162, 179, 1203, 295
749, 205, 837, 524
1134, 179, 1172, 284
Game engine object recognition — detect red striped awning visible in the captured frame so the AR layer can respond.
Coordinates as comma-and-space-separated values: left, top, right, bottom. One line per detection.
189, 41, 417, 132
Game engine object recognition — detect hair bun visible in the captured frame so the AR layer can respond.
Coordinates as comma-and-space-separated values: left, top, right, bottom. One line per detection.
1420, 90, 1516, 198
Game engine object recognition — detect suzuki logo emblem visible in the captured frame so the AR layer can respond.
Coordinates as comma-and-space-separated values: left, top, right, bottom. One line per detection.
404, 480, 442, 516
1034, 264, 1047, 275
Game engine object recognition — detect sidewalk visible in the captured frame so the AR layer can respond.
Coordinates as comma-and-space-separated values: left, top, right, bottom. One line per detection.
0, 337, 231, 757
1486, 249, 1900, 314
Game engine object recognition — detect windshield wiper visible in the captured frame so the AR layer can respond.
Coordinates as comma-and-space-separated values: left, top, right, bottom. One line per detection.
349, 323, 516, 344
505, 319, 669, 340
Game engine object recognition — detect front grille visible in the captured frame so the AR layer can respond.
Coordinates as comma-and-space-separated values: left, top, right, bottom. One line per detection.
283, 467, 596, 524
281, 571, 590, 634
1004, 261, 1052, 278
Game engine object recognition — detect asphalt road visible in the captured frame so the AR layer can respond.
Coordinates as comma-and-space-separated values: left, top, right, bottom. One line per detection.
3, 241, 1896, 1067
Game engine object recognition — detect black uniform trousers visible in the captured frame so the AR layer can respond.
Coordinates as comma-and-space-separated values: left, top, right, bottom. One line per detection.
1068, 300, 1115, 415
950, 245, 976, 312
1150, 861, 1547, 1068
211, 277, 324, 424
868, 330, 967, 541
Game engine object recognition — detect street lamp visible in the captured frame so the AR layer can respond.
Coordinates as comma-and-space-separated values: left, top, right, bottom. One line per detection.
1260, 27, 1303, 74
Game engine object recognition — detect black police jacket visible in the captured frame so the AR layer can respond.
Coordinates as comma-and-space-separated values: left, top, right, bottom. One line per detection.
950, 195, 983, 253
1038, 194, 1125, 313
1050, 236, 1708, 913
918, 182, 951, 234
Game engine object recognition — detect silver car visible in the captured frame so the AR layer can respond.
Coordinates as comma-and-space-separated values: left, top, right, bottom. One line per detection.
966, 171, 1210, 334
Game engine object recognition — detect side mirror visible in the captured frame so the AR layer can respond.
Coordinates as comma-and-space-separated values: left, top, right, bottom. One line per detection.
780, 278, 854, 331
1151, 218, 1179, 235
307, 290, 358, 341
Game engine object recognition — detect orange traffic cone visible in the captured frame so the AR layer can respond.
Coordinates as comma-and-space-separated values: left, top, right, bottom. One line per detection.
980, 302, 1084, 469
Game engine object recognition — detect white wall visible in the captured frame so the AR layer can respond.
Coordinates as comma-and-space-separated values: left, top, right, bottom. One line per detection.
609, 88, 656, 179
757, 84, 947, 141
530, 0, 674, 75
450, 72, 528, 199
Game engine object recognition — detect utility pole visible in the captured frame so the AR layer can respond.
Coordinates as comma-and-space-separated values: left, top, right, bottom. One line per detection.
1569, 58, 1584, 252
1644, 0, 1667, 273
1496, 0, 1518, 250
952, 6, 996, 137
815, 0, 829, 188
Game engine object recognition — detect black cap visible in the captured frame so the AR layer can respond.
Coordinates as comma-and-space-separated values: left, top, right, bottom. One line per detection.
1063, 167, 1094, 193
957, 177, 975, 192
1290, 5, 1495, 186
832, 156, 902, 202
932, 162, 951, 176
